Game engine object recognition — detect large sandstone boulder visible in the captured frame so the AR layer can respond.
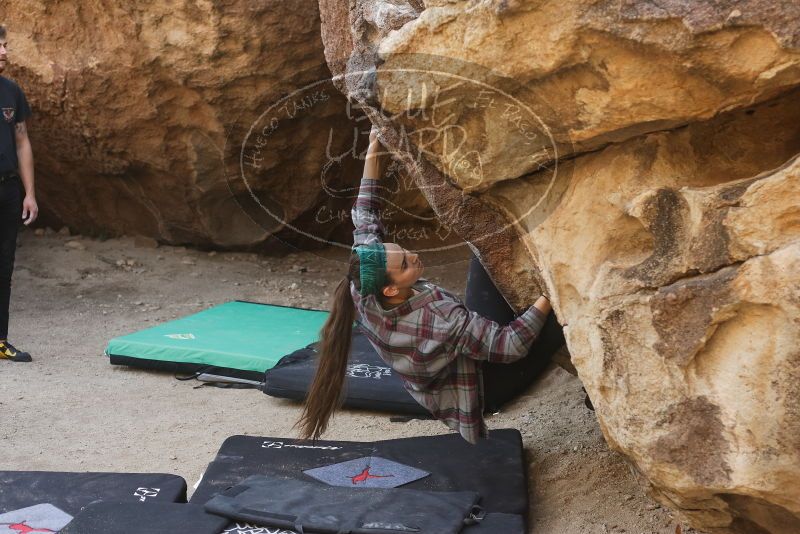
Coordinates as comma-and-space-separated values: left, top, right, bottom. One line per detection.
1, 1, 388, 248
318, 0, 800, 532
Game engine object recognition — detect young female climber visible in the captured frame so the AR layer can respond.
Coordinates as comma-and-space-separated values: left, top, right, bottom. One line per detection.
298, 126, 555, 443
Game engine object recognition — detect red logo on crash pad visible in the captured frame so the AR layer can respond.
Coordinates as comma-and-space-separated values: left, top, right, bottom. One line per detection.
2, 108, 14, 123
4, 521, 55, 533
350, 467, 394, 485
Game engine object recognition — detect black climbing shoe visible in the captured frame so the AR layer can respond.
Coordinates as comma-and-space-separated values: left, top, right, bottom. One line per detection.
0, 341, 32, 362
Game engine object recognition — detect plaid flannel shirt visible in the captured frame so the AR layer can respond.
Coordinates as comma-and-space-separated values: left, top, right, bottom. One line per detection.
350, 177, 545, 443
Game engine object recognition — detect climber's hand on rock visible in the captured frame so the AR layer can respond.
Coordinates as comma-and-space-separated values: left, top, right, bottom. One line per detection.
533, 294, 551, 315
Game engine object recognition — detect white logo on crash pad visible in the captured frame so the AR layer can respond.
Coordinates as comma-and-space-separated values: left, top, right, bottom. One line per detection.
346, 363, 392, 379
164, 333, 195, 340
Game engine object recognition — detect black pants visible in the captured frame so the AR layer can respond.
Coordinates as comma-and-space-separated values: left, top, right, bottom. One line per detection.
0, 177, 21, 339
465, 255, 565, 413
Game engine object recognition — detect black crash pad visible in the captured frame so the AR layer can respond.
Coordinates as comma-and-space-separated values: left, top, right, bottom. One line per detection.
61, 502, 228, 534
204, 474, 479, 534
0, 471, 187, 516
190, 430, 528, 520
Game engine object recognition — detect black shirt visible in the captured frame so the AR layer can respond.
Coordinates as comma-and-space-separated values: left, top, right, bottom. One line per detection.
0, 76, 31, 174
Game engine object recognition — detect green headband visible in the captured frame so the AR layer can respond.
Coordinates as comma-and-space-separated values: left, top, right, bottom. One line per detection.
355, 243, 387, 297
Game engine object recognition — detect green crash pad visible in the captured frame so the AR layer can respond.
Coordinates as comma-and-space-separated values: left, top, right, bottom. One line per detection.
106, 301, 329, 380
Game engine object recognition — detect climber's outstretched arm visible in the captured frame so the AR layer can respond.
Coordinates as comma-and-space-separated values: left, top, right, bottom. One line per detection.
353, 125, 387, 246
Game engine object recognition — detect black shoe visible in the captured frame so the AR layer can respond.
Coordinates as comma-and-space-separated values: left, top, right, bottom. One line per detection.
0, 341, 32, 362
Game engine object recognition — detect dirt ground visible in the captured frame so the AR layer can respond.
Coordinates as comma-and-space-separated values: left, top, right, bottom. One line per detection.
0, 228, 700, 533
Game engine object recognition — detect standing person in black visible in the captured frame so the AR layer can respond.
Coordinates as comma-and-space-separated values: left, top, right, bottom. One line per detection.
0, 25, 37, 362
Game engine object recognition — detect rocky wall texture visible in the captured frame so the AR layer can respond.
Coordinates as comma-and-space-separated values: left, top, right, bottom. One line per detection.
1, 1, 393, 248
318, 0, 800, 532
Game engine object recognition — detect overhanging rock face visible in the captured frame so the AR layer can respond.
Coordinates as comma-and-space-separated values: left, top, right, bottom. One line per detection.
317, 0, 800, 532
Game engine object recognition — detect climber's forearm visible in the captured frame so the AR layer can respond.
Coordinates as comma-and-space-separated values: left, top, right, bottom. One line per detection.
352, 126, 388, 245
533, 295, 551, 315
363, 126, 384, 180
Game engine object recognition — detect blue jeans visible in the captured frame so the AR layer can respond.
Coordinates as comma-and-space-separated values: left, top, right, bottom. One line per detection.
0, 176, 21, 339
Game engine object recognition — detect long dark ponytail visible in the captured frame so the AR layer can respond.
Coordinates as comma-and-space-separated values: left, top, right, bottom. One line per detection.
297, 253, 363, 440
